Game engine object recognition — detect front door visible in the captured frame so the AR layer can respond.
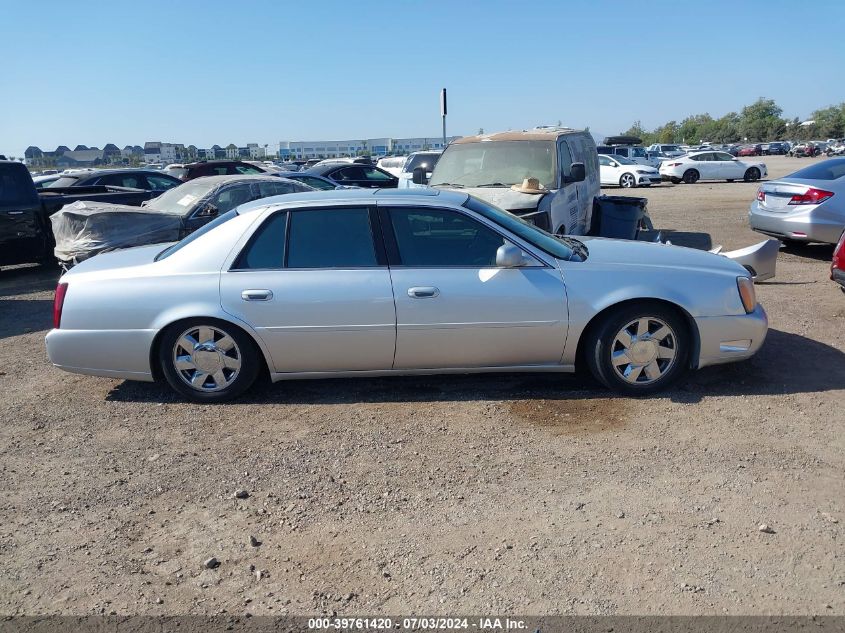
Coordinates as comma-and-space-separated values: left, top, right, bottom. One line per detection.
381, 205, 568, 370
220, 206, 396, 373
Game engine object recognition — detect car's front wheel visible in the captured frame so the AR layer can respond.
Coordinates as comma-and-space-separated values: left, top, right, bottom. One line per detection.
619, 173, 636, 188
584, 303, 690, 396
159, 319, 260, 402
744, 167, 761, 182
682, 169, 699, 184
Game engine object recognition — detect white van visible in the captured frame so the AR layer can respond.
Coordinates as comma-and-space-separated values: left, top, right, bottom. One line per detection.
421, 127, 599, 235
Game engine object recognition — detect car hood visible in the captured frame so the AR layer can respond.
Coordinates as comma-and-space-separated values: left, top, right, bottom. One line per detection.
573, 236, 747, 276
457, 187, 547, 211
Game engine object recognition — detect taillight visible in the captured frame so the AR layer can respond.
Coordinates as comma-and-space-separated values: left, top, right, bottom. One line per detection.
832, 233, 845, 278
756, 188, 765, 202
53, 283, 68, 329
788, 188, 834, 205
667, 162, 682, 167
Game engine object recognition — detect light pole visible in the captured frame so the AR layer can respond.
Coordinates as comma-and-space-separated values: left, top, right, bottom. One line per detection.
440, 88, 447, 148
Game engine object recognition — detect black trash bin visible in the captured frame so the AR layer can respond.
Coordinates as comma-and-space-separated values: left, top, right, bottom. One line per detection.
591, 195, 648, 240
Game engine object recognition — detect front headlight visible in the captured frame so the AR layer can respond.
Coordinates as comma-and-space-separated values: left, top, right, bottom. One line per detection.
736, 276, 756, 313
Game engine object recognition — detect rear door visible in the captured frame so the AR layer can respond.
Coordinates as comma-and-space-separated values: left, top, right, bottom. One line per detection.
382, 204, 568, 369
220, 206, 396, 373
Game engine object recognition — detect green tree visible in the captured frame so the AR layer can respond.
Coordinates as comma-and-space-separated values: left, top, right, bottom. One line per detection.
739, 98, 785, 141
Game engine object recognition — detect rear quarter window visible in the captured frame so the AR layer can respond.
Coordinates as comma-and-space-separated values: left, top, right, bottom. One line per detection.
788, 160, 845, 181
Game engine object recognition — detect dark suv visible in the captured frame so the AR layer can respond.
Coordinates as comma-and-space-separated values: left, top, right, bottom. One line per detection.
165, 160, 267, 181
765, 142, 787, 155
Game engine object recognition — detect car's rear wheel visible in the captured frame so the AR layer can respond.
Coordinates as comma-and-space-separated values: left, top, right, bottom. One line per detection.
619, 173, 636, 188
159, 319, 260, 402
585, 303, 690, 396
682, 169, 699, 184
744, 167, 761, 182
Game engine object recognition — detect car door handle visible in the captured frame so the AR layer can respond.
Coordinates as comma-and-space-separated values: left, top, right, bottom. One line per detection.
241, 289, 273, 301
407, 286, 440, 298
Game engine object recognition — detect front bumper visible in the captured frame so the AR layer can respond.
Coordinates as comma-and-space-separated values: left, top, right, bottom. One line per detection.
749, 200, 844, 244
638, 175, 662, 185
45, 328, 156, 382
695, 304, 768, 369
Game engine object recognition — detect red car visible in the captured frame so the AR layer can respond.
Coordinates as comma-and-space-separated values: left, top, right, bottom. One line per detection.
738, 144, 762, 157
832, 231, 845, 292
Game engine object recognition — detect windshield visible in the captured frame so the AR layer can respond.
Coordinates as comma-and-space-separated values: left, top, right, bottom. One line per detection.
612, 155, 637, 165
430, 140, 556, 189
788, 159, 845, 181
144, 181, 217, 211
155, 209, 239, 261
463, 195, 582, 261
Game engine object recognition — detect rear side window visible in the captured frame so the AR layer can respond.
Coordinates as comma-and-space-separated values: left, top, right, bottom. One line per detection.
234, 212, 287, 269
788, 160, 845, 181
298, 176, 334, 190
287, 208, 377, 268
0, 165, 39, 204
98, 173, 145, 189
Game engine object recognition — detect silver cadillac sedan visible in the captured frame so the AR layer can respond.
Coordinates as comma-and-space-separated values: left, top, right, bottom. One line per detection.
46, 189, 768, 402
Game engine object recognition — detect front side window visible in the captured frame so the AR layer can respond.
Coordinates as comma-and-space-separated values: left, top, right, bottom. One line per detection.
388, 207, 505, 267
212, 184, 254, 213
287, 208, 377, 268
147, 174, 180, 190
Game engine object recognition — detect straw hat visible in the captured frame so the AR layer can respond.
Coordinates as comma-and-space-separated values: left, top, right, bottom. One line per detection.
511, 177, 548, 194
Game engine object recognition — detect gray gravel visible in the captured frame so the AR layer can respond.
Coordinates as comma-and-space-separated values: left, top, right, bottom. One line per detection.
0, 156, 843, 616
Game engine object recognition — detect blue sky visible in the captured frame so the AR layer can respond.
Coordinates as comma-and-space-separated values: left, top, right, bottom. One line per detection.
2, 0, 843, 157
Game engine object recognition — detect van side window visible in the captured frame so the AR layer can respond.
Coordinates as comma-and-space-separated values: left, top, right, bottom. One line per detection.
558, 141, 573, 182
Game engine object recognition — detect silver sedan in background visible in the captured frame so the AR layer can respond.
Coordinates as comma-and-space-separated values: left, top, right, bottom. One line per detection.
749, 157, 845, 244
46, 189, 768, 402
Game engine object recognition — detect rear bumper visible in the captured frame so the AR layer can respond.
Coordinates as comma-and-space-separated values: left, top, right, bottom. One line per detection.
45, 328, 156, 382
749, 201, 844, 244
694, 304, 768, 369
833, 268, 845, 290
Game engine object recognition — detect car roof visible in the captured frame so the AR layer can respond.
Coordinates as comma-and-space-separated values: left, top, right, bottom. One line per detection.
453, 127, 584, 143
185, 174, 290, 186
303, 163, 377, 175
67, 168, 177, 178
235, 187, 468, 215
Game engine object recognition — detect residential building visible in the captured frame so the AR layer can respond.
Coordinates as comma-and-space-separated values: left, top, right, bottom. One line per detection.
55, 149, 104, 168
247, 143, 266, 159
225, 144, 239, 159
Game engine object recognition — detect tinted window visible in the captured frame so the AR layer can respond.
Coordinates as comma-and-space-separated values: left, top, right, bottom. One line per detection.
234, 211, 287, 269
147, 174, 180, 190
613, 147, 629, 157
714, 152, 734, 161
403, 153, 440, 173
297, 176, 334, 190
47, 176, 81, 188
331, 166, 363, 181
212, 184, 254, 213
362, 167, 394, 181
98, 173, 145, 189
234, 164, 263, 175
788, 159, 845, 181
389, 207, 505, 267
286, 208, 377, 268
0, 166, 38, 204
692, 153, 712, 162
258, 180, 299, 197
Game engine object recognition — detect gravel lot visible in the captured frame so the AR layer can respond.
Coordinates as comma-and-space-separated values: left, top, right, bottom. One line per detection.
1, 155, 843, 616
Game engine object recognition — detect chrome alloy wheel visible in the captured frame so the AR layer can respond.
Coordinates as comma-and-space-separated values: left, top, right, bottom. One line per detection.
172, 325, 242, 392
610, 317, 678, 385
620, 173, 636, 188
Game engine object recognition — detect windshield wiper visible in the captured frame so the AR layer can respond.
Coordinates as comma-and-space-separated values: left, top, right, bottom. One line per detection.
475, 182, 510, 188
431, 182, 464, 188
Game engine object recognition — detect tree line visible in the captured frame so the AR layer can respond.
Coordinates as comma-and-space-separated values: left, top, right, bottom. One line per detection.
620, 98, 845, 145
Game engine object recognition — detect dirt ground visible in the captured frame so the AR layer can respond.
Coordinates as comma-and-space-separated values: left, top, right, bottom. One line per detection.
0, 155, 843, 617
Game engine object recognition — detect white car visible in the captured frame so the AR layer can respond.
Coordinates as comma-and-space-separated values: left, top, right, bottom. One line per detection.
598, 154, 661, 188
659, 151, 767, 184
376, 156, 406, 177
647, 143, 685, 158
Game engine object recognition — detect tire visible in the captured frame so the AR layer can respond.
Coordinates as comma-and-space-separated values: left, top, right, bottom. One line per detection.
682, 169, 699, 184
619, 172, 637, 188
670, 177, 681, 184
744, 167, 761, 182
584, 302, 690, 396
726, 179, 734, 183
158, 318, 261, 402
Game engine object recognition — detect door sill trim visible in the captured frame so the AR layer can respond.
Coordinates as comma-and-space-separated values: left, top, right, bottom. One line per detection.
270, 364, 574, 382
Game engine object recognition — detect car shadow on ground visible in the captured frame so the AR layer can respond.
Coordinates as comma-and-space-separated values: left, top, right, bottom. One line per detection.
0, 299, 54, 340
0, 264, 60, 298
780, 242, 835, 262
106, 329, 844, 406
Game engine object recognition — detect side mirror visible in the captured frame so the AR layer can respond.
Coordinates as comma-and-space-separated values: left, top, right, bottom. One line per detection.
412, 167, 429, 185
495, 243, 526, 268
565, 162, 586, 184
197, 203, 218, 218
